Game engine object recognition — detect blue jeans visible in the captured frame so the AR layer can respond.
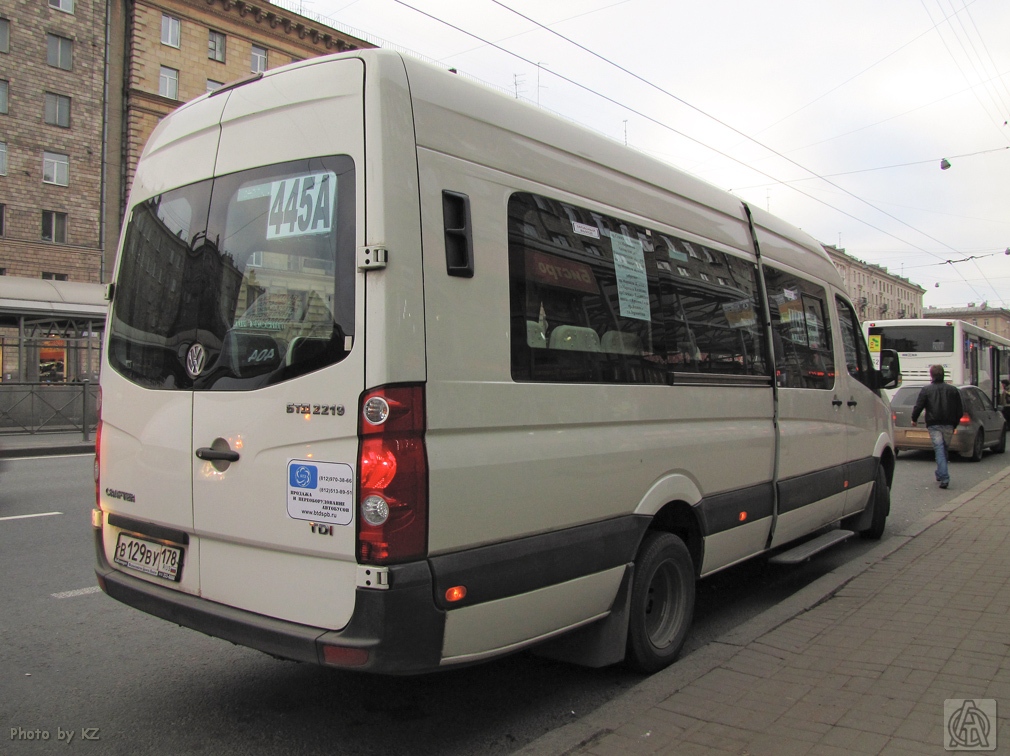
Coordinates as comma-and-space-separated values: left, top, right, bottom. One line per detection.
928, 425, 954, 484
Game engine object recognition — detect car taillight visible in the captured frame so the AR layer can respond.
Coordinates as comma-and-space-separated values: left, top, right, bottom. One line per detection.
960, 415, 971, 425
356, 384, 427, 565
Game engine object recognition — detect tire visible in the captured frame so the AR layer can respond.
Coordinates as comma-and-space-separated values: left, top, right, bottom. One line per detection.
859, 465, 889, 540
970, 430, 985, 462
625, 531, 695, 673
996, 428, 1006, 455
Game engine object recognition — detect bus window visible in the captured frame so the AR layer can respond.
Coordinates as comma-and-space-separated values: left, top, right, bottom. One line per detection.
763, 268, 834, 390
508, 192, 768, 385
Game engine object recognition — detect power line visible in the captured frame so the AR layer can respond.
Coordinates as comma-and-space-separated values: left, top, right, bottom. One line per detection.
483, 0, 992, 302
384, 0, 996, 305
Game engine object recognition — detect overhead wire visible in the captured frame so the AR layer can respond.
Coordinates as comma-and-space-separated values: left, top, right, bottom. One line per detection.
481, 0, 994, 303
382, 0, 999, 305
922, 0, 1010, 140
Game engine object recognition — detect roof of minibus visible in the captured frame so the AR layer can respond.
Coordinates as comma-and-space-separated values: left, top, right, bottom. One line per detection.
391, 50, 840, 286
139, 48, 841, 288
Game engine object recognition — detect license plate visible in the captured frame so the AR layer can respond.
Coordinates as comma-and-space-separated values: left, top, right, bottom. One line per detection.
907, 430, 929, 439
114, 533, 184, 582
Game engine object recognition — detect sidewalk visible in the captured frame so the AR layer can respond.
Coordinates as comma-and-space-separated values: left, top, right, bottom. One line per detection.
0, 431, 95, 457
521, 466, 1010, 755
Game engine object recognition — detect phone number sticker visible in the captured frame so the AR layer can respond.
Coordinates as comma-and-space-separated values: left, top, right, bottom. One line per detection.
267, 171, 337, 240
287, 459, 353, 526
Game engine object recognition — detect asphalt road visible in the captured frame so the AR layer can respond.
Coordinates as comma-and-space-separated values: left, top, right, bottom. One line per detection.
2, 448, 1006, 755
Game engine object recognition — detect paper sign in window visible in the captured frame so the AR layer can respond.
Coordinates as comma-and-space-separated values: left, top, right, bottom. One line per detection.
611, 234, 651, 322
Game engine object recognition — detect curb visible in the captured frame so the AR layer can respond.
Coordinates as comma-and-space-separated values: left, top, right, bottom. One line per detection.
516, 465, 1010, 756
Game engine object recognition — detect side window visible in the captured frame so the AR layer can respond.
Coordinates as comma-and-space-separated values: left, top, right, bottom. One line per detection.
975, 389, 994, 412
764, 267, 834, 390
656, 237, 766, 379
508, 192, 768, 385
835, 295, 875, 391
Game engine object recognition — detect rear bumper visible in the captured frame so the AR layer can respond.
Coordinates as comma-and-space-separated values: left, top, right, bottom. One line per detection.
94, 528, 446, 675
894, 427, 971, 454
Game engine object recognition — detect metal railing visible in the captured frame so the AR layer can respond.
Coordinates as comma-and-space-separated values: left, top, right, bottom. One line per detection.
0, 381, 99, 440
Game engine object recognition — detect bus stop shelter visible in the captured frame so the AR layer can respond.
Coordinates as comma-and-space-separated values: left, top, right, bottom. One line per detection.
0, 277, 107, 434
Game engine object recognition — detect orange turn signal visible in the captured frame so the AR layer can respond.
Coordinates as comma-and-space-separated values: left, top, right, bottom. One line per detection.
738, 511, 748, 522
445, 585, 467, 603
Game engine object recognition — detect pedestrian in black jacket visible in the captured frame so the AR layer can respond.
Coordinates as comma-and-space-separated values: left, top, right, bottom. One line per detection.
911, 364, 963, 489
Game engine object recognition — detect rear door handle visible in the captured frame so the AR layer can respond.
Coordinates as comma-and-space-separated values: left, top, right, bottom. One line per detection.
847, 399, 858, 407
832, 398, 843, 407
196, 448, 240, 462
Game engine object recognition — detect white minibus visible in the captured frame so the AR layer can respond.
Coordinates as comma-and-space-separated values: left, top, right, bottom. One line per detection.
93, 49, 900, 674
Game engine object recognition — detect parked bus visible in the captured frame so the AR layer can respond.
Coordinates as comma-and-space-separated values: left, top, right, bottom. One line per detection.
865, 318, 1010, 406
93, 49, 900, 675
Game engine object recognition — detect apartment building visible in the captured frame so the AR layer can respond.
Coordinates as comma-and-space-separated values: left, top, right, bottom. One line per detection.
0, 0, 106, 282
924, 304, 1010, 340
824, 245, 925, 321
0, 0, 372, 284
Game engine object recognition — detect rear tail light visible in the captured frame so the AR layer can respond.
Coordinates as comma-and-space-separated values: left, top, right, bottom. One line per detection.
356, 384, 427, 565
960, 415, 971, 426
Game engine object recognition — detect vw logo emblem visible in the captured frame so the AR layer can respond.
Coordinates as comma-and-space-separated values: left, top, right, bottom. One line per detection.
186, 343, 207, 379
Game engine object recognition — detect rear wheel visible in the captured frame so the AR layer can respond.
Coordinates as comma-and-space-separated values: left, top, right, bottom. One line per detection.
626, 531, 695, 673
970, 430, 985, 462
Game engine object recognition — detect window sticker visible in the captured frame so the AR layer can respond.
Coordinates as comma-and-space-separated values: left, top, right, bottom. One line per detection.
286, 459, 353, 525
611, 233, 651, 322
572, 221, 600, 239
723, 299, 757, 328
266, 171, 337, 239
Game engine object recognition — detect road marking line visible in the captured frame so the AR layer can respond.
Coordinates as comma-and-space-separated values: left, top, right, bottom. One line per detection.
0, 511, 63, 521
52, 586, 102, 599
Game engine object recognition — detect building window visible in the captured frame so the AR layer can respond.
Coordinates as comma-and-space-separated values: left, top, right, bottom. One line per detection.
0, 142, 6, 174
44, 92, 71, 127
42, 210, 67, 243
159, 66, 179, 99
0, 80, 7, 114
47, 33, 72, 70
43, 151, 69, 185
0, 18, 10, 53
161, 14, 180, 48
208, 30, 225, 62
251, 45, 267, 73
42, 271, 68, 281
0, 204, 5, 236
48, 0, 74, 13
206, 79, 223, 93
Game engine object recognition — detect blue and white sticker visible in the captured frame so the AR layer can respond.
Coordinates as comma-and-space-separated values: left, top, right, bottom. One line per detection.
286, 459, 353, 525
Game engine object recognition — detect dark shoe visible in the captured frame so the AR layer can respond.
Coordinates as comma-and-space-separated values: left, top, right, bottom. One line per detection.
939, 481, 949, 489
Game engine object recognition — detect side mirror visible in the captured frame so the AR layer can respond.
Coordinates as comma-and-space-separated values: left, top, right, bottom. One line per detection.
877, 349, 901, 390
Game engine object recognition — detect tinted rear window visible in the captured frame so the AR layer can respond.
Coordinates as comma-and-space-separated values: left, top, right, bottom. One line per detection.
109, 156, 355, 390
891, 387, 925, 407
876, 325, 954, 353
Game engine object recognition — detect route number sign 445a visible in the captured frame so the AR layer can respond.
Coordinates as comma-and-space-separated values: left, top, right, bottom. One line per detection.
267, 171, 337, 240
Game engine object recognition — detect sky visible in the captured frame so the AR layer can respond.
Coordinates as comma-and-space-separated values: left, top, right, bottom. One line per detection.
289, 0, 1010, 310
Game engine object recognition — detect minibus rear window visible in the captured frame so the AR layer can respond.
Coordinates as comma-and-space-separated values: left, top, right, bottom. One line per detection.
508, 192, 770, 385
109, 156, 355, 390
